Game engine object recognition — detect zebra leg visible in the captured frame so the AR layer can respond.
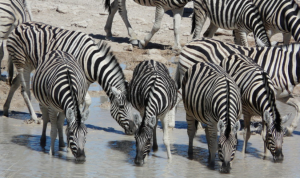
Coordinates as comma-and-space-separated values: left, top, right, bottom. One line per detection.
24, 67, 31, 100
192, 2, 207, 39
242, 115, 251, 156
117, 0, 139, 44
171, 7, 184, 54
83, 92, 91, 113
152, 118, 158, 152
186, 113, 197, 158
18, 69, 39, 124
40, 104, 49, 148
57, 112, 66, 149
207, 125, 217, 169
138, 6, 164, 48
3, 74, 21, 116
285, 97, 300, 136
104, 0, 118, 41
235, 30, 248, 47
49, 109, 58, 155
24, 0, 33, 21
203, 23, 218, 38
283, 33, 292, 45
161, 115, 172, 159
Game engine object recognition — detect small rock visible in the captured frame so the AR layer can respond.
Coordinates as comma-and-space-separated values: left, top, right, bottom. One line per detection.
71, 21, 88, 28
147, 49, 161, 55
183, 32, 190, 36
99, 12, 109, 15
56, 6, 69, 14
123, 44, 133, 51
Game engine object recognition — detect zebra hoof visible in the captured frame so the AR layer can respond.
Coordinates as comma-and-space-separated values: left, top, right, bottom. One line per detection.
130, 39, 139, 46
137, 40, 146, 49
152, 144, 158, 152
3, 108, 9, 117
283, 126, 293, 136
105, 36, 114, 41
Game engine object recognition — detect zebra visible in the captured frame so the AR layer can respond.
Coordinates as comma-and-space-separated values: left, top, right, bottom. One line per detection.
0, 0, 32, 78
103, 0, 191, 52
219, 54, 291, 161
182, 61, 242, 173
176, 37, 300, 136
191, 0, 271, 47
128, 60, 177, 165
32, 50, 88, 159
1, 21, 138, 135
251, 0, 300, 45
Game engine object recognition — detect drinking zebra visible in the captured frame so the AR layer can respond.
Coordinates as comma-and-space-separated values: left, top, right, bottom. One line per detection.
32, 50, 89, 159
177, 38, 300, 136
220, 54, 291, 161
0, 0, 32, 78
1, 22, 138, 135
251, 0, 300, 45
129, 60, 177, 165
103, 0, 191, 52
182, 62, 241, 173
192, 0, 271, 47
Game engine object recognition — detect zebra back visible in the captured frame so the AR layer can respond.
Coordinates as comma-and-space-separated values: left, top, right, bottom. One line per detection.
129, 60, 177, 120
179, 38, 300, 96
182, 62, 241, 128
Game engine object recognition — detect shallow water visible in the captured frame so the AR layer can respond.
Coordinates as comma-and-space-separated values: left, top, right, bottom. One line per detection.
1, 91, 300, 178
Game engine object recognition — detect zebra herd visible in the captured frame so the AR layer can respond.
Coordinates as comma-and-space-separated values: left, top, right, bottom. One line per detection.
1, 0, 300, 173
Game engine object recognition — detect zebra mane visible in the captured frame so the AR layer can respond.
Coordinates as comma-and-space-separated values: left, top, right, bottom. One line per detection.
262, 72, 281, 132
66, 66, 82, 123
225, 77, 231, 138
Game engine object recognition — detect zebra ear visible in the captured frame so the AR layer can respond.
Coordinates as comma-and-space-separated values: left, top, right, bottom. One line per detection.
133, 114, 142, 127
81, 109, 90, 122
148, 116, 156, 129
281, 113, 292, 124
111, 86, 121, 97
217, 120, 225, 133
66, 108, 75, 123
263, 110, 273, 126
233, 121, 241, 134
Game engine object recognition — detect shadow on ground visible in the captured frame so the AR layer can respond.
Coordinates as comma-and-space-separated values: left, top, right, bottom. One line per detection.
0, 110, 42, 121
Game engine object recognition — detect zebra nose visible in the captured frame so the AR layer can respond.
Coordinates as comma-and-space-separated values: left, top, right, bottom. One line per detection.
134, 157, 144, 166
75, 148, 86, 161
220, 162, 231, 173
274, 148, 284, 162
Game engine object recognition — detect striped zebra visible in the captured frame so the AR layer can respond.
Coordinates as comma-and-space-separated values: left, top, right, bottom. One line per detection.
0, 0, 32, 77
103, 0, 191, 52
220, 54, 291, 161
129, 60, 177, 165
1, 22, 138, 135
182, 62, 241, 173
32, 50, 88, 159
192, 0, 271, 47
251, 0, 300, 45
177, 38, 300, 136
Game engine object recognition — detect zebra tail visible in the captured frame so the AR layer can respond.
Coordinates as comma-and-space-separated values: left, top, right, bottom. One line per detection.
104, 0, 112, 14
174, 63, 181, 89
191, 12, 196, 35
66, 68, 82, 122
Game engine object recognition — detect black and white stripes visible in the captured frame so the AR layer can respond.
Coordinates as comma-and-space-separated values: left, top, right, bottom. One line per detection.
182, 62, 241, 173
129, 60, 177, 166
2, 22, 137, 134
32, 50, 88, 159
192, 0, 271, 47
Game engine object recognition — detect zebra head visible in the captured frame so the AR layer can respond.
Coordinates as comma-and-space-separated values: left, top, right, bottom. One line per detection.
217, 120, 240, 173
110, 86, 138, 135
134, 115, 155, 166
262, 110, 291, 162
66, 108, 89, 161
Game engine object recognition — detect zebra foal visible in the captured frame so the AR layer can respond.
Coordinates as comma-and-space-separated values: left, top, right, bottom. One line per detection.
32, 50, 88, 159
129, 60, 177, 165
0, 0, 32, 77
177, 38, 300, 135
192, 0, 271, 47
1, 22, 138, 135
220, 54, 290, 161
103, 0, 191, 52
182, 62, 241, 173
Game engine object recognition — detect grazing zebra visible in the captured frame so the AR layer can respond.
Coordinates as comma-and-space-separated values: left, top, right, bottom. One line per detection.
0, 0, 32, 77
182, 62, 241, 173
177, 38, 300, 136
32, 50, 89, 159
251, 0, 300, 45
220, 54, 291, 161
1, 22, 138, 135
103, 0, 191, 52
129, 60, 177, 165
192, 0, 271, 47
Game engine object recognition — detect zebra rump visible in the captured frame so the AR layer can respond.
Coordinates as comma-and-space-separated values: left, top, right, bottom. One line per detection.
182, 62, 241, 173
129, 60, 177, 166
32, 50, 88, 159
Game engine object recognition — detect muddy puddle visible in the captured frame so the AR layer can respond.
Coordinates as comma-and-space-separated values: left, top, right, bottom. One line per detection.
1, 62, 300, 177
